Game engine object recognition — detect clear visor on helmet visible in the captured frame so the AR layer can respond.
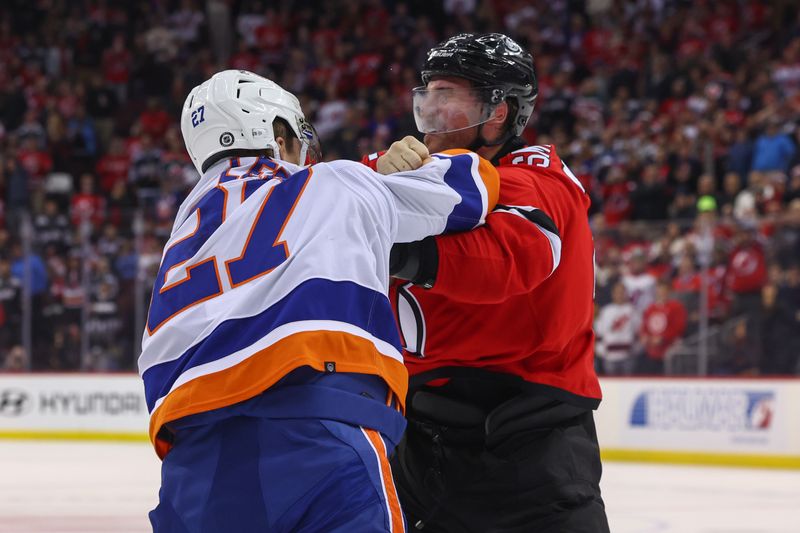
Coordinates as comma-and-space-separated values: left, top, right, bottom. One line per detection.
412, 85, 501, 134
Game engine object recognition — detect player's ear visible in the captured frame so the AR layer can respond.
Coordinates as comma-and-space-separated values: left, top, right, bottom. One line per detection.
275, 135, 303, 164
488, 101, 508, 127
275, 136, 291, 160
484, 101, 509, 143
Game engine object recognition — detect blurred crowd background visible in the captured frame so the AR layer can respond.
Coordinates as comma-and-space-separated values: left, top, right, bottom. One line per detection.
0, 0, 799, 376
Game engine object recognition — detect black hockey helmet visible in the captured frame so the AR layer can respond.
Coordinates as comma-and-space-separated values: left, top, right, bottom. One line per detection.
421, 33, 537, 137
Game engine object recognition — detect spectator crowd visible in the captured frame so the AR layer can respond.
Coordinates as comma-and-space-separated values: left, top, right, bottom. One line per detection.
0, 0, 799, 375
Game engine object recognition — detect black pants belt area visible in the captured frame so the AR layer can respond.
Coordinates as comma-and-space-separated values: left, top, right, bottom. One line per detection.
391, 378, 611, 533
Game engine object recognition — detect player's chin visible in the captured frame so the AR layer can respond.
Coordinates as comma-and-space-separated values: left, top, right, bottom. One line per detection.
423, 133, 448, 153
424, 131, 474, 153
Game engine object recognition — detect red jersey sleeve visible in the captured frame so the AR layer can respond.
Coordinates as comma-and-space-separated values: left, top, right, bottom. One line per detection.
429, 146, 587, 304
359, 151, 384, 171
432, 206, 561, 303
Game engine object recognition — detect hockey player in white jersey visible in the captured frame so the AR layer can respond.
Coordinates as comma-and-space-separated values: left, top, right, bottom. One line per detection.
140, 70, 499, 533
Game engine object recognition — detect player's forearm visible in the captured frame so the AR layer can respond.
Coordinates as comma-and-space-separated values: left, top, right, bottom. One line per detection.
425, 214, 560, 303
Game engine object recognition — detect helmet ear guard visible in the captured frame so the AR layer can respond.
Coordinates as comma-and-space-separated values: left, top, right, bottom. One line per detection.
488, 88, 506, 105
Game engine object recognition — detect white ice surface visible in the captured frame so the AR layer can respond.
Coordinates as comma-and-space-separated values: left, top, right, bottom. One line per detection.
0, 441, 798, 532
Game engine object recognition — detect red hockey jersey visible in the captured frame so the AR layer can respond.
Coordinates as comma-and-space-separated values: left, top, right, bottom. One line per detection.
374, 145, 601, 408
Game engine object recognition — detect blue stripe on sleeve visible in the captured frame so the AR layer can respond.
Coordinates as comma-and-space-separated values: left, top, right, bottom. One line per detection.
435, 153, 486, 232
142, 278, 401, 412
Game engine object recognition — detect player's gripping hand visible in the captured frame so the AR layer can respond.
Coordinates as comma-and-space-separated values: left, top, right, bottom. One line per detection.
377, 136, 433, 174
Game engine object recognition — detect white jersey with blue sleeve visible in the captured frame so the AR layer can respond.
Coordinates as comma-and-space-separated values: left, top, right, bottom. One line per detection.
138, 151, 498, 457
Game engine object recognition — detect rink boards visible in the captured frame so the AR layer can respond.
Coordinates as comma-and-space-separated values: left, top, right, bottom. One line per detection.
1, 374, 798, 468
597, 377, 800, 469
0, 374, 149, 442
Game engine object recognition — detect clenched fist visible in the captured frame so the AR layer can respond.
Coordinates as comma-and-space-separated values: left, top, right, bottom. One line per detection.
376, 136, 433, 174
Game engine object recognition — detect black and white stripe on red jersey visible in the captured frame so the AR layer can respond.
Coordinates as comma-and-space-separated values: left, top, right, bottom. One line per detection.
493, 204, 562, 275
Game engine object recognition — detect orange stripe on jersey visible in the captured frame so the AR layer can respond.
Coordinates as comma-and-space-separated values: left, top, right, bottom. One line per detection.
149, 329, 408, 458
476, 154, 499, 211
362, 428, 405, 533
438, 149, 500, 213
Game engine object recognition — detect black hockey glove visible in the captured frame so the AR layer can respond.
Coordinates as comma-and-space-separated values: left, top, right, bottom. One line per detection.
389, 236, 438, 289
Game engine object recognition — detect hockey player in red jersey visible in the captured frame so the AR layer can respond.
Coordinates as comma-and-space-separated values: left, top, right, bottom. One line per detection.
364, 33, 610, 532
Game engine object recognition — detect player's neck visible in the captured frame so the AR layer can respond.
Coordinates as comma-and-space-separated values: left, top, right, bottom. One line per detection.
477, 144, 502, 162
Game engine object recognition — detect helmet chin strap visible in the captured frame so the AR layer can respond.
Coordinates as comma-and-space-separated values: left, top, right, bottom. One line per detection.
298, 141, 309, 166
266, 139, 282, 161
466, 122, 516, 153
465, 124, 485, 153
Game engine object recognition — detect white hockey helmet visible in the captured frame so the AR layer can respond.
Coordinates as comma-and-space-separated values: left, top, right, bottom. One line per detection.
181, 69, 314, 173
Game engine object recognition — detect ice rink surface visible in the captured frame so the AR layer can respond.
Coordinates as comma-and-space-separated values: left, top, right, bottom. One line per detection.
1, 440, 798, 533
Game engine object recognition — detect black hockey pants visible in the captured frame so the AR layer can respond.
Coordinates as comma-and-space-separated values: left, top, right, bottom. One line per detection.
391, 385, 610, 533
